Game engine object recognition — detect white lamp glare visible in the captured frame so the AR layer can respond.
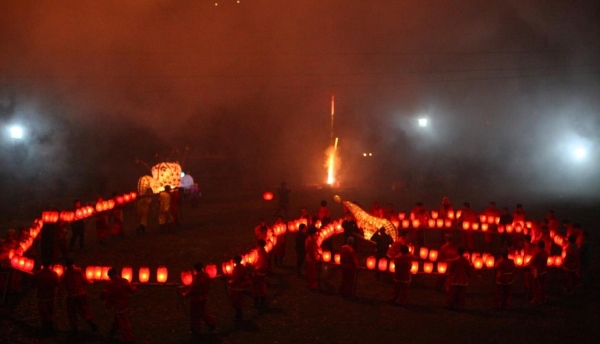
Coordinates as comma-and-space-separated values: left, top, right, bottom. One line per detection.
418, 118, 428, 127
9, 125, 24, 139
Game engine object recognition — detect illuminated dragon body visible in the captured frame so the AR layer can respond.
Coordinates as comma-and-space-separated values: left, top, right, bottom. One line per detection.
334, 195, 397, 241
137, 162, 182, 194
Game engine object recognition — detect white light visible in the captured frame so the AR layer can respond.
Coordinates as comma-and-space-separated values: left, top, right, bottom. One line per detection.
418, 118, 428, 127
180, 172, 186, 177
573, 147, 587, 160
9, 125, 24, 139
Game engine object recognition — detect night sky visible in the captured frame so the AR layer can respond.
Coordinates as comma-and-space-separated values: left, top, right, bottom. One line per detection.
1, 1, 599, 212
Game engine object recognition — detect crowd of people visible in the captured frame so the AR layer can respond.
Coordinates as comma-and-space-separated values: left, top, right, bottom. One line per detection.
0, 192, 593, 341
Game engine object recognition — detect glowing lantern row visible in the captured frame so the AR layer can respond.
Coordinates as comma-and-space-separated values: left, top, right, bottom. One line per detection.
473, 257, 484, 270
95, 200, 115, 213
485, 256, 495, 268
11, 256, 34, 272
85, 266, 112, 281
75, 206, 95, 220
59, 211, 75, 222
42, 211, 59, 223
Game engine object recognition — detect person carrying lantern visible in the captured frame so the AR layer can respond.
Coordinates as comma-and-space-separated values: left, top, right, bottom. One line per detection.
371, 227, 393, 280
482, 202, 501, 248
254, 218, 270, 242
95, 197, 110, 244
388, 245, 414, 305
410, 202, 429, 247
457, 203, 477, 251
305, 225, 320, 290
271, 216, 287, 267
317, 200, 331, 223
252, 239, 270, 308
33, 260, 60, 336
447, 247, 471, 310
170, 187, 182, 229
136, 188, 153, 235
530, 241, 549, 304
158, 185, 174, 233
182, 262, 216, 335
493, 249, 515, 309
339, 236, 359, 297
436, 234, 458, 292
101, 268, 137, 343
59, 258, 98, 334
228, 255, 250, 322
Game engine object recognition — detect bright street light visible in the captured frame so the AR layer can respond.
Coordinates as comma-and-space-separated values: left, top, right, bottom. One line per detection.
418, 118, 428, 127
573, 146, 587, 160
8, 125, 24, 139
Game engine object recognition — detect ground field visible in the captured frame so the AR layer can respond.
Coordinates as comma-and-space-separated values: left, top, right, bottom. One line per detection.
1, 188, 598, 343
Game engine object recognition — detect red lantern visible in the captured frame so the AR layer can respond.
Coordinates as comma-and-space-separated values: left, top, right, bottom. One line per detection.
181, 271, 193, 286
547, 256, 554, 267
436, 219, 444, 228
121, 266, 133, 282
378, 258, 388, 271
115, 196, 125, 205
506, 224, 513, 233
485, 256, 495, 268
206, 264, 217, 278
431, 210, 438, 219
157, 266, 168, 283
411, 219, 420, 228
334, 253, 341, 265
139, 267, 150, 283
10, 256, 20, 268
423, 262, 433, 273
428, 249, 438, 261
472, 223, 479, 230
130, 192, 137, 200
389, 261, 395, 273
322, 251, 332, 262
102, 267, 111, 281
480, 215, 487, 223
221, 261, 234, 275
455, 210, 462, 218
86, 266, 95, 281
525, 221, 532, 229
515, 255, 524, 266
428, 219, 436, 228
473, 257, 483, 270
554, 256, 563, 267
524, 255, 533, 265
515, 224, 523, 233
481, 223, 489, 232
366, 256, 376, 270
93, 266, 102, 280
24, 258, 34, 272
498, 225, 505, 233
402, 220, 410, 228
123, 193, 131, 203
462, 222, 470, 230
42, 211, 59, 223
447, 210, 455, 220
52, 265, 64, 278
262, 191, 274, 201
398, 212, 406, 220
445, 219, 452, 228
437, 261, 448, 274
410, 261, 419, 274
488, 216, 495, 225
419, 247, 429, 260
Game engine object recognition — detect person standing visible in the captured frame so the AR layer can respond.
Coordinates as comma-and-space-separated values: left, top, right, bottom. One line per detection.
170, 187, 182, 229
371, 227, 393, 280
436, 235, 458, 292
228, 255, 249, 322
563, 234, 580, 294
447, 247, 471, 310
493, 250, 515, 309
182, 263, 216, 335
40, 222, 57, 265
341, 213, 359, 250
274, 182, 291, 218
339, 237, 359, 298
271, 216, 287, 267
158, 186, 174, 233
305, 225, 320, 290
252, 239, 269, 308
530, 241, 549, 304
33, 261, 60, 336
59, 258, 98, 334
295, 224, 308, 278
388, 245, 414, 305
254, 219, 270, 242
101, 268, 137, 343
136, 189, 153, 235
457, 203, 477, 251
317, 200, 331, 223
69, 200, 85, 251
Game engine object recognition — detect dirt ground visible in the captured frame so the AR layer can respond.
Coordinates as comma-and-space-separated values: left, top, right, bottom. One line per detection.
1, 187, 598, 344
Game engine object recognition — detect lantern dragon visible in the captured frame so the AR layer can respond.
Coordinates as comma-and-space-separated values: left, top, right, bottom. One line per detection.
137, 162, 182, 194
333, 195, 397, 242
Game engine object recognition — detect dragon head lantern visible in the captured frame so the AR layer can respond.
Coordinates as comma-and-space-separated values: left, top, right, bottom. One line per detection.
138, 162, 182, 194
